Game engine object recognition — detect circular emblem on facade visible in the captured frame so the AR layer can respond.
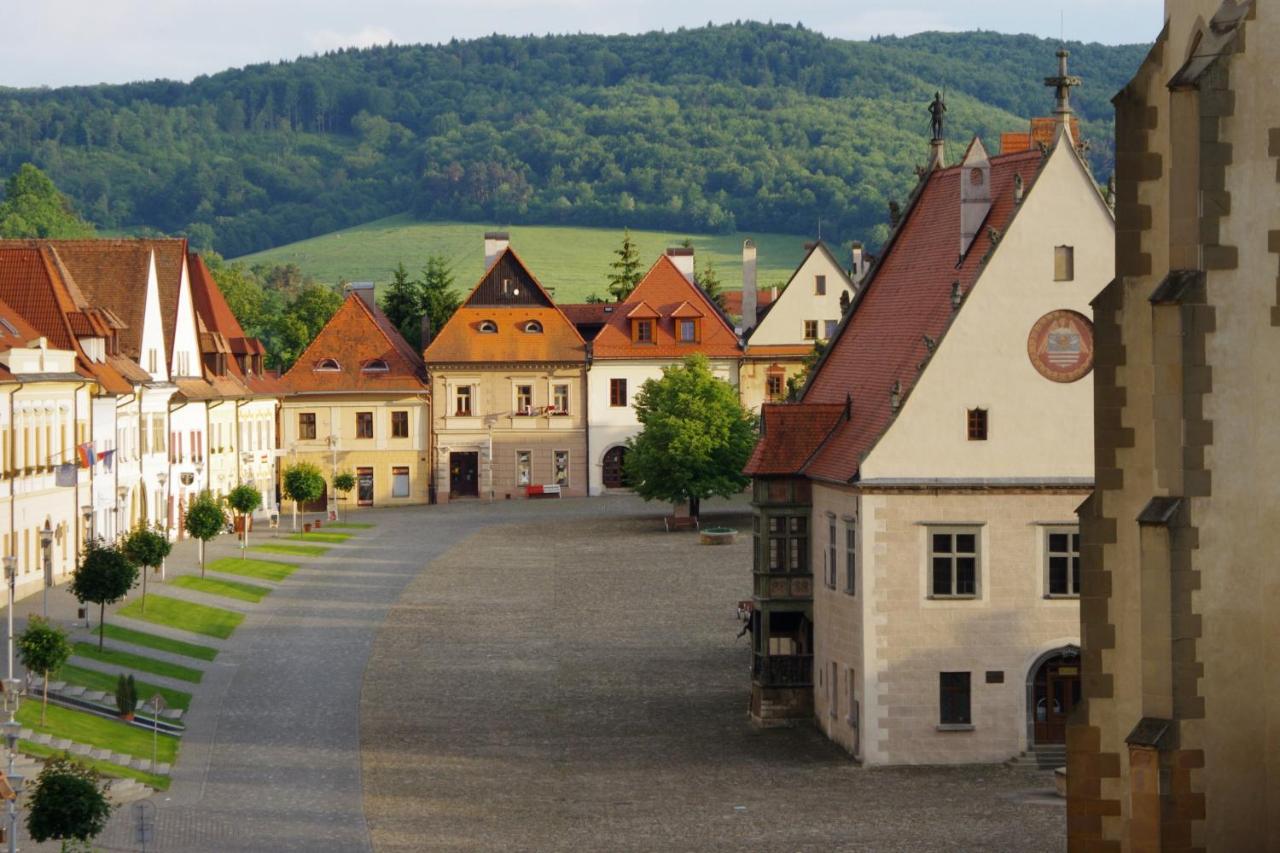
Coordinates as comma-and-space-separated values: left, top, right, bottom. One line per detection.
1027, 310, 1094, 383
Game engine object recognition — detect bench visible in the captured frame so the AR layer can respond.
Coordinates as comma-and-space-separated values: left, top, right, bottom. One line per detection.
525, 484, 562, 499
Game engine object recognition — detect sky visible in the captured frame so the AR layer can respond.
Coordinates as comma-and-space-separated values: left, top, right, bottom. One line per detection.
2, 0, 1163, 89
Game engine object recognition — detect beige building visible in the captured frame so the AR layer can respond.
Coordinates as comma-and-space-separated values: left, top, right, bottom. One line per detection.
281, 284, 431, 510
425, 236, 588, 501
745, 79, 1114, 766
1068, 2, 1280, 849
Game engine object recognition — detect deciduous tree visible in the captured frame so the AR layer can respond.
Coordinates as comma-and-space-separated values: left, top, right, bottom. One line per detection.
0, 164, 94, 238
227, 483, 262, 555
16, 617, 71, 726
69, 542, 138, 650
25, 753, 112, 846
121, 524, 170, 613
283, 463, 326, 533
184, 492, 225, 578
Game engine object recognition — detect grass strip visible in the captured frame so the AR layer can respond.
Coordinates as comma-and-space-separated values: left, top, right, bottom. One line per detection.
20, 740, 171, 791
324, 522, 373, 529
99, 623, 218, 661
57, 663, 192, 712
16, 703, 179, 764
207, 556, 298, 582
170, 575, 271, 603
251, 543, 329, 557
116, 595, 244, 639
73, 644, 203, 684
286, 532, 351, 543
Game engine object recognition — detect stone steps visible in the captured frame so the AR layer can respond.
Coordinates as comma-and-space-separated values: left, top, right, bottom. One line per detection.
1008, 747, 1066, 770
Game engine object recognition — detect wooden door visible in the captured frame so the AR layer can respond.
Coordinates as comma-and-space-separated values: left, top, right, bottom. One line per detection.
449, 452, 478, 497
1033, 658, 1081, 745
602, 446, 628, 489
357, 467, 374, 506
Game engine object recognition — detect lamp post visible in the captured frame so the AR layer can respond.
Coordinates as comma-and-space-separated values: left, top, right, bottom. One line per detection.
3, 554, 21, 853
327, 435, 339, 521
81, 503, 94, 546
156, 471, 169, 580
38, 521, 53, 620
116, 484, 129, 542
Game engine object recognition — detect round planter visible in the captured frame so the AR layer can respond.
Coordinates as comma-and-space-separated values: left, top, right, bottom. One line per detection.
700, 528, 737, 546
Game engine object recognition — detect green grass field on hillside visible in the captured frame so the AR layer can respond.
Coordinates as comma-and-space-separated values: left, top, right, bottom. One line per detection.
233, 217, 812, 304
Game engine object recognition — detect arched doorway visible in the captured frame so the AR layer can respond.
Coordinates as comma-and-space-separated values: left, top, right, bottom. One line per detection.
602, 446, 628, 489
1027, 647, 1081, 746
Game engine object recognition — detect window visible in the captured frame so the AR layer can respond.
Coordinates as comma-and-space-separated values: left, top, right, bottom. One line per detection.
939, 672, 971, 726
678, 319, 697, 342
391, 411, 409, 438
455, 386, 473, 416
524, 321, 543, 334
553, 450, 569, 486
804, 320, 819, 340
967, 408, 988, 441
930, 528, 979, 597
478, 320, 498, 334
1046, 528, 1081, 596
176, 352, 190, 376
824, 319, 839, 339
363, 359, 389, 373
815, 274, 827, 296
766, 373, 784, 401
147, 349, 158, 373
969, 167, 984, 185
635, 319, 654, 343
826, 516, 837, 589
514, 385, 534, 415
844, 521, 857, 595
391, 466, 410, 498
516, 450, 531, 486
298, 413, 316, 440
315, 358, 340, 372
609, 378, 628, 407
1055, 245, 1075, 281
356, 412, 374, 439
765, 515, 808, 573
552, 384, 570, 414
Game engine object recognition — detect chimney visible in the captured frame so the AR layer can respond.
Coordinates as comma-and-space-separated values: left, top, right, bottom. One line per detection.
666, 247, 695, 283
484, 231, 510, 270
850, 241, 867, 283
345, 281, 377, 311
959, 138, 992, 257
420, 314, 433, 350
741, 239, 758, 331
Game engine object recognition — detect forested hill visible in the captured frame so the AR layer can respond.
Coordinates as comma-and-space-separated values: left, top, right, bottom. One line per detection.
0, 25, 1147, 258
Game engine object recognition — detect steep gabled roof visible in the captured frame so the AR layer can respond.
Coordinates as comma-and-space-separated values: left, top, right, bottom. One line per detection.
283, 293, 428, 394
722, 288, 775, 321
0, 294, 43, 350
424, 247, 585, 365
187, 252, 283, 396
592, 254, 741, 359
743, 402, 847, 477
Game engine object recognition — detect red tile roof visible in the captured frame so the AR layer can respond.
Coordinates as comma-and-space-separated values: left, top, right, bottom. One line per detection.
774, 145, 1047, 483
0, 294, 44, 352
721, 288, 776, 320
591, 255, 741, 359
1001, 117, 1081, 154
187, 252, 283, 396
283, 293, 428, 394
744, 402, 847, 476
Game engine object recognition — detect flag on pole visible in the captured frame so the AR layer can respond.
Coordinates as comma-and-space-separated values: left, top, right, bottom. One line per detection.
55, 463, 77, 487
76, 442, 95, 468
99, 449, 115, 472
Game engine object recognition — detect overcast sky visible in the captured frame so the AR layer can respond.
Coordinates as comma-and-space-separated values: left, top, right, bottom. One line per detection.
3, 0, 1163, 89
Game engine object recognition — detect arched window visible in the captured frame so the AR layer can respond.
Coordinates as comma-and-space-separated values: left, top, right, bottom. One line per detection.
524, 320, 543, 334
362, 359, 389, 373
478, 320, 498, 334
314, 358, 341, 372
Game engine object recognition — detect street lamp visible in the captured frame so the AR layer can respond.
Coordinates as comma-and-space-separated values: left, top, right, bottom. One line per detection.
81, 504, 94, 546
156, 471, 169, 580
38, 521, 53, 620
116, 484, 129, 541
3, 554, 20, 853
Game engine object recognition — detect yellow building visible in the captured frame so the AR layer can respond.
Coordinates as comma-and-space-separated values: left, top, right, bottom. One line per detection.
280, 285, 431, 509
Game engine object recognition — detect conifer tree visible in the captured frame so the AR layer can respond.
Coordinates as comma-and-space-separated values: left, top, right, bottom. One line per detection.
607, 229, 643, 302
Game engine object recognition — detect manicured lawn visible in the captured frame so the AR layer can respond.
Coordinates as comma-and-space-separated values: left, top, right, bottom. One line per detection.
171, 575, 272, 603
20, 740, 171, 790
251, 543, 329, 557
16, 702, 179, 764
116, 595, 244, 639
73, 644, 204, 684
58, 663, 192, 711
207, 556, 298, 582
100, 623, 219, 661
325, 522, 374, 529
286, 532, 351, 544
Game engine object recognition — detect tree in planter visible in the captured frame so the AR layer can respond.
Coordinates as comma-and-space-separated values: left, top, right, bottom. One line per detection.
332, 471, 355, 520
282, 463, 326, 534
184, 491, 225, 578
25, 752, 112, 847
227, 483, 262, 556
121, 523, 170, 614
69, 541, 138, 651
114, 674, 137, 719
16, 617, 71, 726
624, 354, 756, 519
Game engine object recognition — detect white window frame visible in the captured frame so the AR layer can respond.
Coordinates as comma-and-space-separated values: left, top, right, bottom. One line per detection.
549, 382, 570, 415
516, 449, 532, 486
927, 525, 981, 599
454, 384, 474, 417
513, 383, 534, 416
1044, 525, 1081, 598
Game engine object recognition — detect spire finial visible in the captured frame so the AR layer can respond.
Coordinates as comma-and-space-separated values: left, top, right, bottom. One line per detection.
1045, 49, 1081, 121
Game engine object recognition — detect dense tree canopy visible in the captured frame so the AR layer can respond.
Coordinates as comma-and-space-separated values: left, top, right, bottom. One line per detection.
0, 164, 93, 238
0, 25, 1145, 257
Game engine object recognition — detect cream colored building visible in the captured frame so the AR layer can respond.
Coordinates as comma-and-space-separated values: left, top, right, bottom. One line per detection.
746, 84, 1114, 765
1069, 2, 1280, 849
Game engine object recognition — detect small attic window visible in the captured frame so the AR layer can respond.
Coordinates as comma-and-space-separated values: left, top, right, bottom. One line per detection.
362, 359, 390, 373
969, 168, 984, 185
524, 320, 543, 334
478, 320, 498, 334
314, 358, 341, 372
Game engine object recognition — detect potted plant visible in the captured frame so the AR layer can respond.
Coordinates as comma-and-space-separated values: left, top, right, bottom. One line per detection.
115, 673, 137, 721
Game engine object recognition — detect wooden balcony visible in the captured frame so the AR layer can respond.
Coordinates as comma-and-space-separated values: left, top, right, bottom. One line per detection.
752, 654, 813, 688
752, 572, 814, 601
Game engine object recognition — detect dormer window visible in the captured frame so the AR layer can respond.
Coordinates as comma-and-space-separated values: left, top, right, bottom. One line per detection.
677, 319, 699, 343
969, 167, 984, 186
478, 320, 498, 334
524, 321, 543, 334
315, 358, 341, 372
634, 320, 653, 343
362, 359, 390, 373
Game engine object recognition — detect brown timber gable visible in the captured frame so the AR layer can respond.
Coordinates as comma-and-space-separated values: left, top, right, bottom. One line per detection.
468, 251, 553, 307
